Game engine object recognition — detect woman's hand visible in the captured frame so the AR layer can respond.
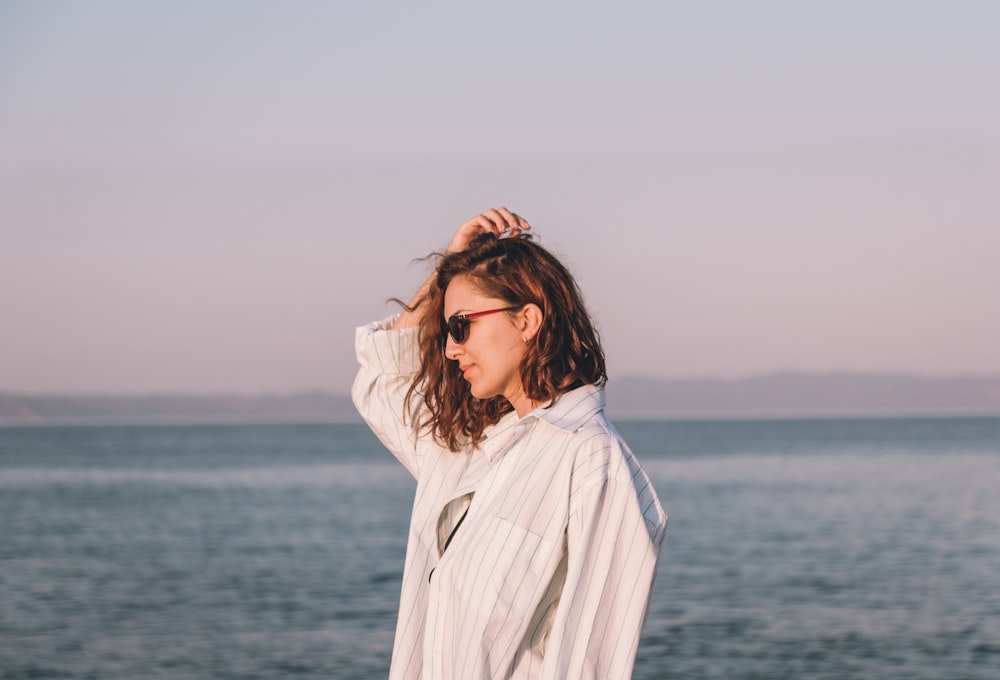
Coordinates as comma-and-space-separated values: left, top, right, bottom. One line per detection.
390, 208, 531, 330
445, 207, 531, 254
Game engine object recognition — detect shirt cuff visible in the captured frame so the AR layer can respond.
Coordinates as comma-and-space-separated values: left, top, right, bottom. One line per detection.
355, 315, 422, 375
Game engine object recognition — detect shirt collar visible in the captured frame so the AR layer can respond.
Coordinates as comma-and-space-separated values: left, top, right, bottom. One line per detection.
478, 384, 605, 462
522, 383, 605, 433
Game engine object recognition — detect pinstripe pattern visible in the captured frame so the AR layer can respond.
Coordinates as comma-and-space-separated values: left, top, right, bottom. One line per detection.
352, 318, 668, 679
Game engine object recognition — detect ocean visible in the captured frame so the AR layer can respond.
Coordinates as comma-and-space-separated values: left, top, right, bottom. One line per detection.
1, 418, 998, 679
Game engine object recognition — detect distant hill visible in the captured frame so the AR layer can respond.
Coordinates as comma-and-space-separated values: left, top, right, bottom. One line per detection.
0, 391, 360, 426
2, 373, 999, 425
605, 372, 1000, 419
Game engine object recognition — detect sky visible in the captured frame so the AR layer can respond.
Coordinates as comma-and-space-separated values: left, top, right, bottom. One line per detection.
2, 0, 999, 395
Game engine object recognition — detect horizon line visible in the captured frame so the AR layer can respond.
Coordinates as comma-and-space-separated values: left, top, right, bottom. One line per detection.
4, 370, 1000, 398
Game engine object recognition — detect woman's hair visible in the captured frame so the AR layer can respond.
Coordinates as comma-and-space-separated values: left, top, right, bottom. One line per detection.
405, 232, 607, 452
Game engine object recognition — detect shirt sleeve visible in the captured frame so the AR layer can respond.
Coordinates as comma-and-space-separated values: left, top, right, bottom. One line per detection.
351, 316, 427, 479
540, 455, 667, 679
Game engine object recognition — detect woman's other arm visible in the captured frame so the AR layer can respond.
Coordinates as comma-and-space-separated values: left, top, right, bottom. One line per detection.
539, 440, 668, 679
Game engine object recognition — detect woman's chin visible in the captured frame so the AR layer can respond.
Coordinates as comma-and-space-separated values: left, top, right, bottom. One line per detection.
469, 384, 498, 401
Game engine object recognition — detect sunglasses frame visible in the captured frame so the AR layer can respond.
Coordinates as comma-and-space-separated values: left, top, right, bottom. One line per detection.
445, 306, 522, 344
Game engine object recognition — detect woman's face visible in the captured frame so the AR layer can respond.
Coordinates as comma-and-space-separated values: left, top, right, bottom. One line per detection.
443, 275, 532, 415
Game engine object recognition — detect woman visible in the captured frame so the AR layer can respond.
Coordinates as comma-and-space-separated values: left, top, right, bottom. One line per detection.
352, 208, 667, 679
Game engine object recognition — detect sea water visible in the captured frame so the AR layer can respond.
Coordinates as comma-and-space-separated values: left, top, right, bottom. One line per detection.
1, 418, 998, 679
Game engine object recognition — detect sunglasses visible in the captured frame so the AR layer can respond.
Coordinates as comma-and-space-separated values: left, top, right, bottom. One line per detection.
445, 306, 522, 344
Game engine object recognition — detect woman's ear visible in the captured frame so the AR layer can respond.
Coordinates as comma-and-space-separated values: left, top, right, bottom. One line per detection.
519, 304, 543, 342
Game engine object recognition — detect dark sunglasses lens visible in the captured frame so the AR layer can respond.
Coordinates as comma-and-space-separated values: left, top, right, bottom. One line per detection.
448, 317, 467, 343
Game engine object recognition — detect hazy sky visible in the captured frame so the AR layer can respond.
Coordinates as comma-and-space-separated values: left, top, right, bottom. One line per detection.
2, 1, 999, 395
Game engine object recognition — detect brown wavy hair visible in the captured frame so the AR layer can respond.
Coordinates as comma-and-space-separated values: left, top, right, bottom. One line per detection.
404, 232, 607, 452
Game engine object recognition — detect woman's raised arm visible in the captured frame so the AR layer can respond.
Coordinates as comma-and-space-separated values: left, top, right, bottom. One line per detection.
353, 208, 530, 477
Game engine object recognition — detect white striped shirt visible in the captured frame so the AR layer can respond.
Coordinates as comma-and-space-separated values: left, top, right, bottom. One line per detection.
352, 318, 668, 679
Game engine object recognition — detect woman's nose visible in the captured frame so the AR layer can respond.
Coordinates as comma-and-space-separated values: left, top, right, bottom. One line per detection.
444, 335, 462, 360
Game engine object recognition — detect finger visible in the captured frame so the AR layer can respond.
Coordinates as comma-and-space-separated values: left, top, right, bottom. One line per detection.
496, 207, 519, 232
497, 207, 529, 234
482, 208, 508, 233
498, 207, 530, 231
460, 215, 492, 233
471, 214, 503, 235
497, 208, 531, 237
